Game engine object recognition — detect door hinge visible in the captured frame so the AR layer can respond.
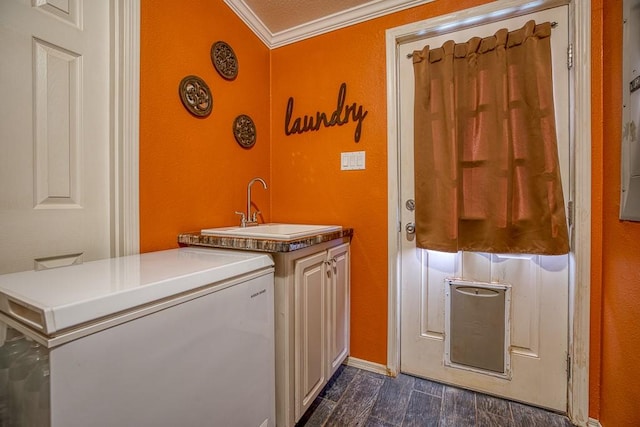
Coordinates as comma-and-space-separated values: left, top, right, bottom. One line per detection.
567, 200, 574, 228
567, 44, 573, 69
566, 353, 572, 381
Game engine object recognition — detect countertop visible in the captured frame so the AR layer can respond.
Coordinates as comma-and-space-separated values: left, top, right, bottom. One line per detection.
178, 228, 353, 253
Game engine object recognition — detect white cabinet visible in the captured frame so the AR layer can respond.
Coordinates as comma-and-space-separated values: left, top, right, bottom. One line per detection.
273, 238, 350, 427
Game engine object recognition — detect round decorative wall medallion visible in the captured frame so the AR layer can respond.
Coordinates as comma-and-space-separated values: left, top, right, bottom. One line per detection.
178, 75, 212, 117
211, 41, 238, 80
233, 114, 257, 148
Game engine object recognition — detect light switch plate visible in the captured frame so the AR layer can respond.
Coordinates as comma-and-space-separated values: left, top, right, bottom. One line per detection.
341, 151, 365, 170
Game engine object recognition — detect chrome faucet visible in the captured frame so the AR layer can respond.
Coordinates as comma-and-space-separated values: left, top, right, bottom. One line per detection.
235, 177, 267, 227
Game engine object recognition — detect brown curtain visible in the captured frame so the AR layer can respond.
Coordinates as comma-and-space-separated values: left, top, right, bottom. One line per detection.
412, 20, 569, 255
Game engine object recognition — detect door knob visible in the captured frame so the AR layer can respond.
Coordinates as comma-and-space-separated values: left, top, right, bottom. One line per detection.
405, 222, 416, 234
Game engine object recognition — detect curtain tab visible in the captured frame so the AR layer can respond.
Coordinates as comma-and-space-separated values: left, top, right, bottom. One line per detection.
534, 21, 552, 38
461, 37, 481, 57
428, 46, 446, 63
412, 45, 429, 64
478, 34, 498, 54
507, 20, 544, 47
523, 19, 536, 36
507, 26, 525, 48
442, 39, 455, 56
454, 43, 467, 58
494, 28, 508, 49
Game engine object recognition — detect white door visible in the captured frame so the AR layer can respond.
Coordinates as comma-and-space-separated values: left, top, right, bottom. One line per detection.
0, 0, 112, 274
399, 6, 571, 411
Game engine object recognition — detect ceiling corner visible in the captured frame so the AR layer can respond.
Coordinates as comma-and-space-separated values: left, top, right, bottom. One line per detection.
223, 0, 274, 48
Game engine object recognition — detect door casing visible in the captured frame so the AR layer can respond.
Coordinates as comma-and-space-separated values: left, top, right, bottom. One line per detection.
385, 0, 591, 425
112, 0, 140, 257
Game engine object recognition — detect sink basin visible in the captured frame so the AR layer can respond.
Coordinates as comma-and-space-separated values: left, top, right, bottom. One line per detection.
201, 223, 342, 241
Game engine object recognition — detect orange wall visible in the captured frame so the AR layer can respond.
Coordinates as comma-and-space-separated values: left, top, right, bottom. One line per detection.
139, 0, 640, 423
269, 0, 490, 366
139, 0, 271, 252
597, 1, 640, 425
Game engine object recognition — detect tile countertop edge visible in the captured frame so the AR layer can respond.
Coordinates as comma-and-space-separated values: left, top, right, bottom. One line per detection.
177, 228, 354, 253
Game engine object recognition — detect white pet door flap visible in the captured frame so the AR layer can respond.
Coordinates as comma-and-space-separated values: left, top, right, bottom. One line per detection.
445, 279, 511, 378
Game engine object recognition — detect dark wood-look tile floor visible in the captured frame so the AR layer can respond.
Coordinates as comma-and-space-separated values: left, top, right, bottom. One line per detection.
296, 366, 576, 427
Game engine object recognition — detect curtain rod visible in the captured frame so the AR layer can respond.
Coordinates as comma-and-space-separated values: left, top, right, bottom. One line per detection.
405, 21, 558, 59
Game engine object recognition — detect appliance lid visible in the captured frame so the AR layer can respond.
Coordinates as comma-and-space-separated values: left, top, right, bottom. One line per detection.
0, 248, 273, 335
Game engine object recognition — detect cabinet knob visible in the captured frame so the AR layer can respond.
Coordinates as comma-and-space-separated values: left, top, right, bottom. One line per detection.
325, 258, 338, 275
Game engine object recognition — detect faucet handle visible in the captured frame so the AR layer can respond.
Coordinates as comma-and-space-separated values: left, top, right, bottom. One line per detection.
251, 211, 261, 222
235, 211, 246, 226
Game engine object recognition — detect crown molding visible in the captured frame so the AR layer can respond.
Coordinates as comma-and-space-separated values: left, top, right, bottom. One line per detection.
224, 0, 435, 48
223, 0, 272, 46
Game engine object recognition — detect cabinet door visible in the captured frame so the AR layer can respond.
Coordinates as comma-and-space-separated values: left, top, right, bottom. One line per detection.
327, 243, 350, 376
294, 251, 327, 419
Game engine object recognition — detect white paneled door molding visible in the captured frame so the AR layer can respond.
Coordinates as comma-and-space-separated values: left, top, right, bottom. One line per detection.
569, 1, 592, 424
112, 0, 140, 257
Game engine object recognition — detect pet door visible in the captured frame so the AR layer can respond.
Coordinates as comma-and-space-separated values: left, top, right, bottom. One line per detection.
445, 279, 511, 378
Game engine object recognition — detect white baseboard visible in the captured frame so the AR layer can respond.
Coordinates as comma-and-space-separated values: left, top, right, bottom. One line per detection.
345, 357, 391, 376
587, 418, 602, 427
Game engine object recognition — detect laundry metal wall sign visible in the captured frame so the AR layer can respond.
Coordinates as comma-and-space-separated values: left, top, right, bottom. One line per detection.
284, 83, 368, 142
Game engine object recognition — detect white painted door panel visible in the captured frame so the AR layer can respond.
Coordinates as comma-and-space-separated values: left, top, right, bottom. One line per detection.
294, 251, 327, 420
399, 6, 570, 411
0, 0, 111, 273
327, 243, 350, 376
